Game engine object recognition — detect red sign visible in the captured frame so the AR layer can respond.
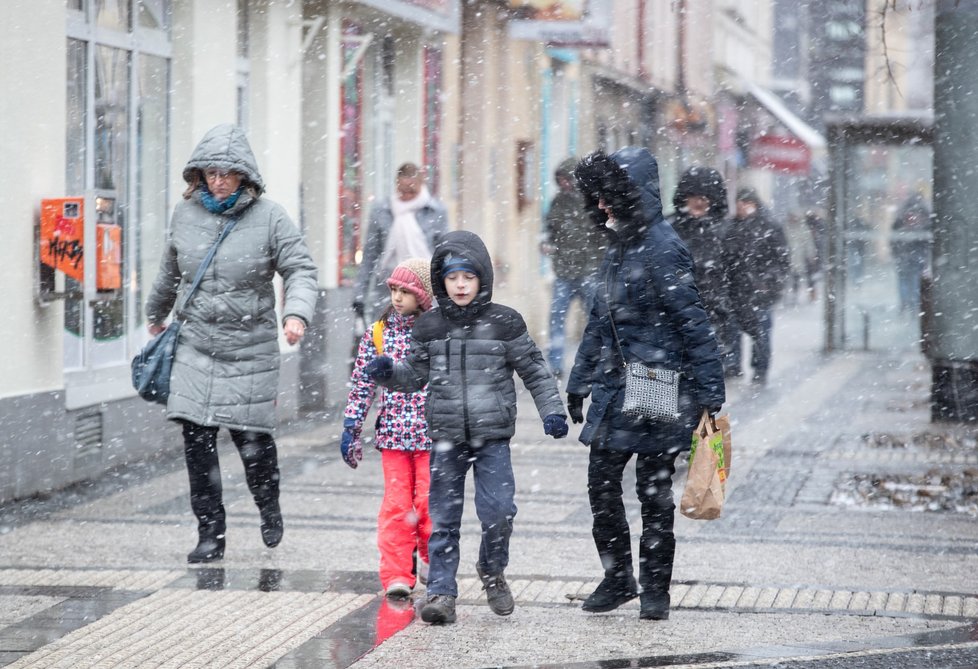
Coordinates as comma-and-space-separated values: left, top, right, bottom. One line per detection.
749, 134, 811, 174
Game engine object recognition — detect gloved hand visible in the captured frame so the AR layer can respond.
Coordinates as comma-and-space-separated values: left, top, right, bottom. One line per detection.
566, 393, 586, 424
702, 405, 722, 418
364, 355, 394, 381
543, 414, 569, 439
340, 418, 362, 469
352, 301, 365, 319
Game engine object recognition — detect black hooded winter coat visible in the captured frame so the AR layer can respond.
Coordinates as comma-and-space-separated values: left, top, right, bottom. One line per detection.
670, 166, 730, 327
567, 148, 725, 454
379, 230, 565, 445
722, 195, 791, 316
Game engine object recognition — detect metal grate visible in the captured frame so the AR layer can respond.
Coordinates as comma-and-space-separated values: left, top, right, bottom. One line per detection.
74, 409, 103, 454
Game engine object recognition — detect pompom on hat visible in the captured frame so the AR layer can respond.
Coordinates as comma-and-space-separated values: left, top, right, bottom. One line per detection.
387, 258, 434, 311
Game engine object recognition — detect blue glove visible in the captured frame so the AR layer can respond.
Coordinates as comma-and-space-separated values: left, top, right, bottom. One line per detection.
340, 418, 362, 469
543, 414, 569, 439
364, 355, 394, 381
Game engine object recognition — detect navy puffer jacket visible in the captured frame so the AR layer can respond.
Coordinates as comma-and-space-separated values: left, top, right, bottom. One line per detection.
567, 147, 725, 454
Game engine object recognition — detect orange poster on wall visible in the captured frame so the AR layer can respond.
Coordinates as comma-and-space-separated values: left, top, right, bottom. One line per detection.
40, 198, 85, 283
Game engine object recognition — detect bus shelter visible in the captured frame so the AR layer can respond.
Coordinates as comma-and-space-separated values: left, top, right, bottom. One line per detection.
823, 116, 934, 354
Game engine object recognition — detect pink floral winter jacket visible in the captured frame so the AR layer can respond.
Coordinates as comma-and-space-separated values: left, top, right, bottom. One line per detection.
344, 311, 431, 452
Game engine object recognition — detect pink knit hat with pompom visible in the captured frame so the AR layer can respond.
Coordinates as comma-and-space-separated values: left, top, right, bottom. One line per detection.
386, 258, 434, 311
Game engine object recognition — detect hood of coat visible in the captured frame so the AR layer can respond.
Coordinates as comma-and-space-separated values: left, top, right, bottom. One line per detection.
574, 146, 664, 247
672, 165, 728, 219
183, 124, 265, 195
430, 230, 494, 320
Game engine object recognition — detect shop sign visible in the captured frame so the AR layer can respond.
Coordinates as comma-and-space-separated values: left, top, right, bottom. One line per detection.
749, 134, 811, 174
508, 0, 611, 47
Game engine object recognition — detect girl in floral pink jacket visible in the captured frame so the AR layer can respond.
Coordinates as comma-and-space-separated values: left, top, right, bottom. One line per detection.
341, 258, 433, 598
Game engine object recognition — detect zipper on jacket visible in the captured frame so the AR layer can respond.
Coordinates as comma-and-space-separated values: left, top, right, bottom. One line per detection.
460, 338, 471, 443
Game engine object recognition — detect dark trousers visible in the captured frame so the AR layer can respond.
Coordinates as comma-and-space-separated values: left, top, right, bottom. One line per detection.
723, 307, 773, 378
181, 421, 280, 537
587, 447, 678, 596
427, 439, 517, 597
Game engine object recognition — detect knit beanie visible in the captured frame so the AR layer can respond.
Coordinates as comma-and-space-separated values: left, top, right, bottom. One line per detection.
441, 255, 479, 279
387, 258, 434, 311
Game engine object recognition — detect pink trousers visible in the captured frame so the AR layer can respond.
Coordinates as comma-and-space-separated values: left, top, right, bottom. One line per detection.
378, 449, 431, 590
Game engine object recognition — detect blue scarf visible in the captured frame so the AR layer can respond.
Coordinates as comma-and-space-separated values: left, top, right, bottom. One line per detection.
200, 186, 243, 214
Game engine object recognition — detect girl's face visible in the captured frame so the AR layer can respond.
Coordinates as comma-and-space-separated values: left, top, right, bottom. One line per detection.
443, 271, 479, 307
390, 285, 420, 315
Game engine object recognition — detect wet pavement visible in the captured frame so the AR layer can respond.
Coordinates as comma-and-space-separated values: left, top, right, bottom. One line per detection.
2, 298, 978, 668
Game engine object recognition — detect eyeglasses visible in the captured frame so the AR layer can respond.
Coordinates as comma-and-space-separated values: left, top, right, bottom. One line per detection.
204, 169, 237, 181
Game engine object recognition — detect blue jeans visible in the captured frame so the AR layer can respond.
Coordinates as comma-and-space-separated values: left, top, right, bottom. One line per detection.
426, 439, 517, 597
549, 275, 597, 375
723, 307, 773, 379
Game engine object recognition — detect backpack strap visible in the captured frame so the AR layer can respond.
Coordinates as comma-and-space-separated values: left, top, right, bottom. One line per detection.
371, 320, 385, 355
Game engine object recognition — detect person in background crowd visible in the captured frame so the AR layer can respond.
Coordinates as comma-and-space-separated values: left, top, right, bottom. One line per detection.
341, 258, 435, 599
145, 124, 319, 563
364, 230, 568, 625
783, 211, 818, 304
721, 188, 791, 386
566, 147, 725, 622
541, 157, 610, 377
670, 165, 731, 338
352, 163, 449, 320
890, 193, 933, 314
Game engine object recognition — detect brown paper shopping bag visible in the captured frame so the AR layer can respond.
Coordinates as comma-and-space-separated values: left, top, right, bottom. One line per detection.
680, 411, 732, 520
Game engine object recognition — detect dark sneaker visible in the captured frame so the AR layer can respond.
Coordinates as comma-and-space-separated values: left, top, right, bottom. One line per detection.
581, 575, 638, 613
476, 563, 515, 616
639, 592, 670, 620
421, 594, 457, 624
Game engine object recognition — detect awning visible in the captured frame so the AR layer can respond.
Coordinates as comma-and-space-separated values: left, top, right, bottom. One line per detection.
746, 83, 826, 175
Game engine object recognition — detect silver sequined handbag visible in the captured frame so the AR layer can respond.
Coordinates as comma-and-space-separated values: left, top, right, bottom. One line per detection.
621, 362, 680, 422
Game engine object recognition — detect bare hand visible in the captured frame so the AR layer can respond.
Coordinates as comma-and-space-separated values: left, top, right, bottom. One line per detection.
148, 322, 166, 336
284, 317, 306, 346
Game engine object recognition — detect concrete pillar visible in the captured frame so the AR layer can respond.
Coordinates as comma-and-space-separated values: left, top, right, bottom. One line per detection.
931, 0, 978, 421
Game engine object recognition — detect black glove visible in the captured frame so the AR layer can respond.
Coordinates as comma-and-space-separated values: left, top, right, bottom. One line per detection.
703, 405, 722, 418
543, 414, 569, 439
364, 355, 394, 380
567, 393, 585, 424
352, 301, 365, 319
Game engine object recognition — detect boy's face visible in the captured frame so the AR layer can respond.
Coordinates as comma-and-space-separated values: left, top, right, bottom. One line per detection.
444, 271, 479, 307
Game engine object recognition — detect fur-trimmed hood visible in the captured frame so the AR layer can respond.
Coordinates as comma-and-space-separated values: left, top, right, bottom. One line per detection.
673, 165, 728, 219
573, 146, 664, 246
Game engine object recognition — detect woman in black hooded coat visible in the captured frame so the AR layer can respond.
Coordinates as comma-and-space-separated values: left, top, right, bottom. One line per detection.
566, 147, 725, 620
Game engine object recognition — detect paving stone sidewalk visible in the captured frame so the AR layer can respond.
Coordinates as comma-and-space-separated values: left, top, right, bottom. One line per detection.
2, 299, 978, 668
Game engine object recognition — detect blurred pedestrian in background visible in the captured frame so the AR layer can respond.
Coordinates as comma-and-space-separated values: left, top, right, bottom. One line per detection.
670, 165, 731, 339
783, 211, 818, 304
341, 258, 434, 599
145, 124, 318, 563
352, 163, 448, 321
567, 147, 725, 622
541, 157, 610, 378
721, 188, 791, 386
890, 193, 933, 314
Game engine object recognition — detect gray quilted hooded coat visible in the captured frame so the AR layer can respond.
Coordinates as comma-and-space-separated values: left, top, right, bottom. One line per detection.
145, 124, 319, 433
379, 230, 565, 445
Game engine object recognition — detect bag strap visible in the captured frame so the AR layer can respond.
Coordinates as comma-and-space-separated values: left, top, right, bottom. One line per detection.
371, 320, 385, 354
175, 218, 238, 321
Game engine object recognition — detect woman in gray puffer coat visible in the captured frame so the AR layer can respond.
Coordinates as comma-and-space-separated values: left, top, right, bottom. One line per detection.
146, 124, 318, 563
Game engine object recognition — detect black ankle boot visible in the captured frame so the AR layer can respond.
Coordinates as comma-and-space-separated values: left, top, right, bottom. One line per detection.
581, 574, 639, 613
259, 500, 283, 548
187, 533, 225, 563
639, 591, 670, 620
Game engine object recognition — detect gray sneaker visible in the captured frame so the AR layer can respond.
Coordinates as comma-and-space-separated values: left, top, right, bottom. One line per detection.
420, 594, 456, 624
476, 563, 515, 616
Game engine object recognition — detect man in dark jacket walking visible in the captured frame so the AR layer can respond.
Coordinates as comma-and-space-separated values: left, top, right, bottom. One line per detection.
542, 157, 610, 376
721, 188, 791, 385
566, 147, 725, 621
670, 166, 730, 342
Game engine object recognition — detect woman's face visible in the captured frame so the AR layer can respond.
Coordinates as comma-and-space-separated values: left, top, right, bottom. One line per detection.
204, 168, 243, 201
598, 197, 616, 222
